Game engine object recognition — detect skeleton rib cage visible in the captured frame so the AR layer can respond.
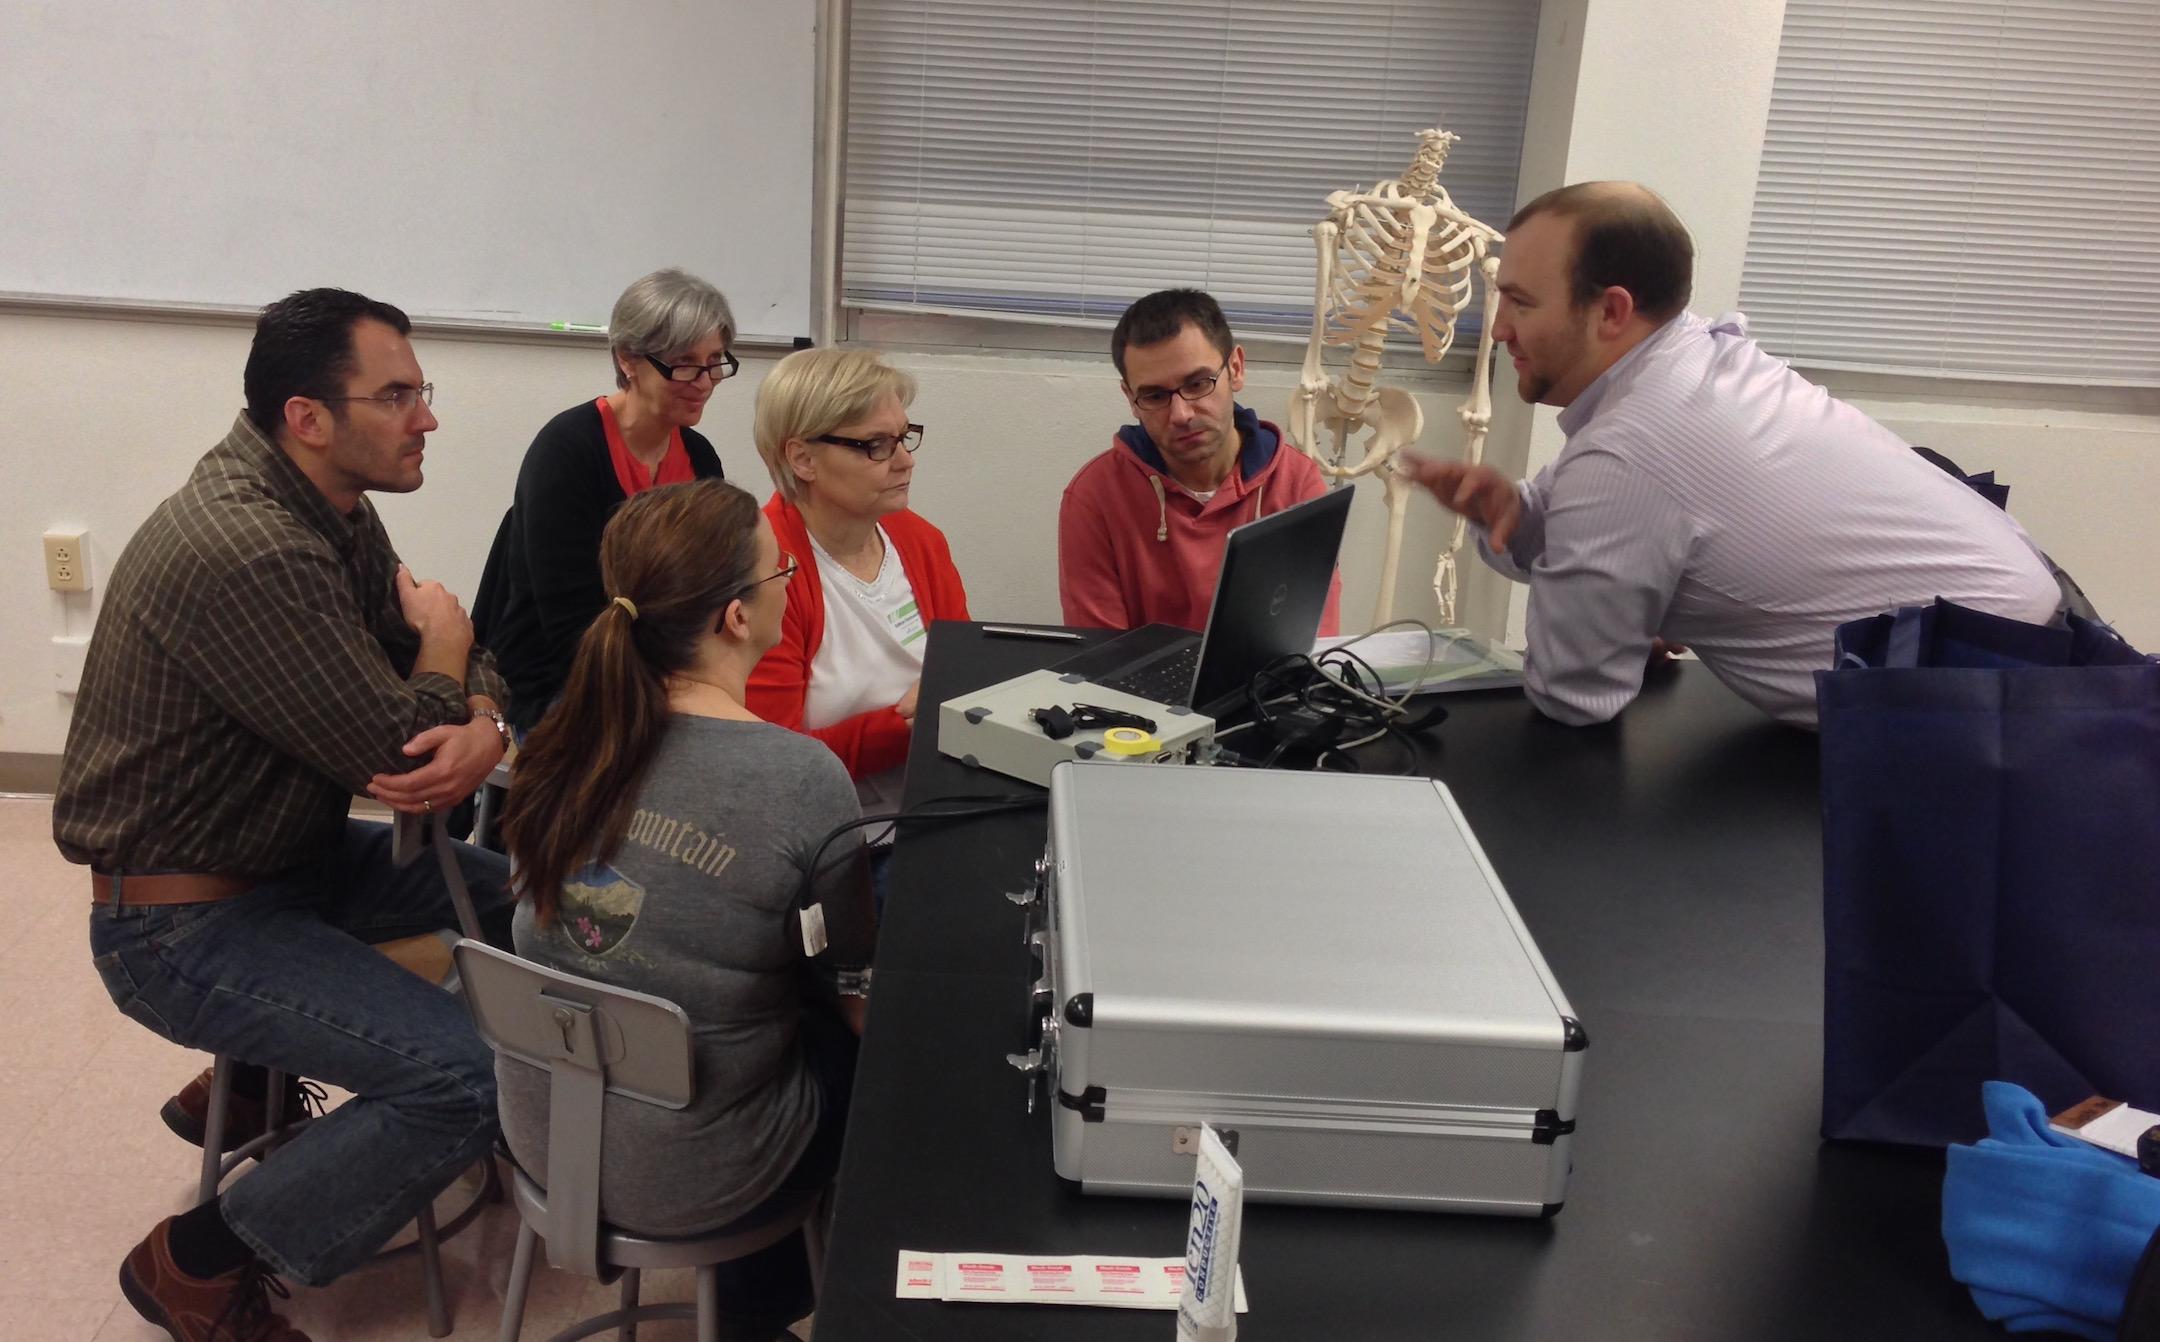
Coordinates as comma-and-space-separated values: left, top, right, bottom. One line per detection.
1289, 127, 1505, 627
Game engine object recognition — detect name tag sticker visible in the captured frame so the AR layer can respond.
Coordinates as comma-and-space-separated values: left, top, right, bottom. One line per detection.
890, 598, 927, 647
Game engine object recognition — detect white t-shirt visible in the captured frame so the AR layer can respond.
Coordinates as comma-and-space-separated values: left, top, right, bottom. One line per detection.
804, 526, 925, 835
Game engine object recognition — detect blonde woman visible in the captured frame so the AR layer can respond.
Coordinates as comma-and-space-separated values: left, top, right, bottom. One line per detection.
746, 348, 969, 825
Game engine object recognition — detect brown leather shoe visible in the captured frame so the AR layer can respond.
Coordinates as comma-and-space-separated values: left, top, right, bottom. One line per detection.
160, 1067, 325, 1153
118, 1216, 311, 1341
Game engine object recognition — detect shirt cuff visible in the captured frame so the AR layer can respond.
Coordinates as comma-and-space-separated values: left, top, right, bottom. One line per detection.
409, 670, 472, 726
464, 650, 511, 712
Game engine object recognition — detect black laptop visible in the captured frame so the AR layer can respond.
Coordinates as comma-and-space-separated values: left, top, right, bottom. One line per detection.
1051, 486, 1353, 717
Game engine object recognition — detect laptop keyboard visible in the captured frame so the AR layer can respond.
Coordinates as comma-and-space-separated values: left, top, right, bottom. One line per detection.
1099, 644, 1200, 707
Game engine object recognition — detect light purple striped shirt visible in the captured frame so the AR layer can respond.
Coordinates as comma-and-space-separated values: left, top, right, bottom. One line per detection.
1479, 311, 2061, 727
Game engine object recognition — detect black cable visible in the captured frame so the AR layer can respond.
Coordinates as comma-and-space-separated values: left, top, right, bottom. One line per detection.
1233, 650, 1439, 776
788, 791, 1046, 951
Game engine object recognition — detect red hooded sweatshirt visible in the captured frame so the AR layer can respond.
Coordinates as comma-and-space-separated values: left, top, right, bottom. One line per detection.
1057, 404, 1342, 635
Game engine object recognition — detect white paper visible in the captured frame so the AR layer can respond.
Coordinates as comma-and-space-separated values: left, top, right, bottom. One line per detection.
1179, 1124, 1244, 1341
895, 1250, 1247, 1312
797, 903, 828, 957
1311, 627, 1525, 695
2052, 1101, 2159, 1159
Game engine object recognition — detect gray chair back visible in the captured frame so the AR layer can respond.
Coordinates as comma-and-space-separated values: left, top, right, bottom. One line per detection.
452, 939, 695, 1277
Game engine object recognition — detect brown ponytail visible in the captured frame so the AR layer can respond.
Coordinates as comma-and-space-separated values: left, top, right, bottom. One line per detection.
500, 479, 764, 921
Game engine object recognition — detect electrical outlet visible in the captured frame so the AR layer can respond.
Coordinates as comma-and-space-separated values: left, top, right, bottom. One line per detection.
44, 530, 90, 593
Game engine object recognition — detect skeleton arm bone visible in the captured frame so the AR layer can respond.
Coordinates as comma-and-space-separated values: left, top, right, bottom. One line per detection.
1289, 218, 1341, 466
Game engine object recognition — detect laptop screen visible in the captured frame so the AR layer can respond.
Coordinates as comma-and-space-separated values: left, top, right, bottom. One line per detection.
1189, 486, 1353, 712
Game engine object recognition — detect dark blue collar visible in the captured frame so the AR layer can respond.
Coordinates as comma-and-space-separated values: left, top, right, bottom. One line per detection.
1116, 404, 1279, 484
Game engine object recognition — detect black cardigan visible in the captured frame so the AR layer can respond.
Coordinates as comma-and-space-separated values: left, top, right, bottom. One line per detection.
477, 400, 725, 729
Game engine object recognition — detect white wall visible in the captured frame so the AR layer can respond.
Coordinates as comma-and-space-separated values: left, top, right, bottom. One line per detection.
0, 309, 1463, 756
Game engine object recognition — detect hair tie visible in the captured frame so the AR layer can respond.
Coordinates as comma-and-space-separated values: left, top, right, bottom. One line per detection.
610, 595, 639, 621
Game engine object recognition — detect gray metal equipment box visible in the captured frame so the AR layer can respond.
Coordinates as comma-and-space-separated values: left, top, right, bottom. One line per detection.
1013, 762, 1585, 1216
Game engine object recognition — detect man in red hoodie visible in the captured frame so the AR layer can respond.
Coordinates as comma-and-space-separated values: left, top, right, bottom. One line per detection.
1059, 289, 1342, 635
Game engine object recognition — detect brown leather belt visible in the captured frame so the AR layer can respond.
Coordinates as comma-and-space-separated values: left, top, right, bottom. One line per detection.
91, 871, 256, 908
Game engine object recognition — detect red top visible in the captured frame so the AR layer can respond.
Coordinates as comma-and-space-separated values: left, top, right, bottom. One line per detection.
748, 494, 972, 779
596, 396, 697, 498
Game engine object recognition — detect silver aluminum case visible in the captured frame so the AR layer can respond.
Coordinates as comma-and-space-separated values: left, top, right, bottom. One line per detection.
1038, 762, 1583, 1215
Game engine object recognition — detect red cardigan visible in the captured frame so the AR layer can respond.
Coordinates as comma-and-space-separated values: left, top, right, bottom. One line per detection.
747, 494, 971, 779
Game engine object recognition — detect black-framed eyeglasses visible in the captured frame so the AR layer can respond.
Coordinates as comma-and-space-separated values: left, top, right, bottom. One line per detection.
643, 351, 741, 384
1127, 361, 1229, 411
812, 424, 924, 462
734, 551, 798, 601
321, 383, 434, 413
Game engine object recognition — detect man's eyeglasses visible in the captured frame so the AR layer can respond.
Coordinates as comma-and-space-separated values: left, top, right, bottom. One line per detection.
322, 383, 434, 413
644, 351, 742, 384
812, 424, 924, 462
1127, 361, 1229, 412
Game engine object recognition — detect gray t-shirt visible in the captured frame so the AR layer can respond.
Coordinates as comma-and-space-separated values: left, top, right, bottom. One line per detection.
501, 715, 864, 1236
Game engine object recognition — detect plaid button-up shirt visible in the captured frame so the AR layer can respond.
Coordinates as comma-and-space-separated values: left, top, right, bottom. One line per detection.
54, 413, 508, 876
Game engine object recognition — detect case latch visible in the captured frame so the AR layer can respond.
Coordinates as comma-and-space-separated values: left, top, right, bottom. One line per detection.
1005, 1013, 1061, 1115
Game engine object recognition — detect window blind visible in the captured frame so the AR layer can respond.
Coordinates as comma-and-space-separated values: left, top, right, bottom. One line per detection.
842, 0, 1539, 335
1740, 0, 2160, 386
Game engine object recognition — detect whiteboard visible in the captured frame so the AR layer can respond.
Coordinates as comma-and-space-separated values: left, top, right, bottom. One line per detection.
0, 0, 815, 341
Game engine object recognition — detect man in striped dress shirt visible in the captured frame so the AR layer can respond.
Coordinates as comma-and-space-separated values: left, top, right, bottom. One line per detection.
1407, 182, 2060, 727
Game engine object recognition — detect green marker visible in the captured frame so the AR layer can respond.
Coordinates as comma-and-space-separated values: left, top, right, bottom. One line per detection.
549, 321, 607, 333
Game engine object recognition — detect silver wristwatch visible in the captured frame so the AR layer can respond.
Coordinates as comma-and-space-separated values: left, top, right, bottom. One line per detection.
478, 708, 513, 753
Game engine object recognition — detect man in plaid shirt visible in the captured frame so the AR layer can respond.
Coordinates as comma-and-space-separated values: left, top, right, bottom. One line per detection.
56, 289, 515, 1341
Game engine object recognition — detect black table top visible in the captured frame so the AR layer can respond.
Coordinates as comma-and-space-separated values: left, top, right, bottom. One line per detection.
813, 622, 1992, 1341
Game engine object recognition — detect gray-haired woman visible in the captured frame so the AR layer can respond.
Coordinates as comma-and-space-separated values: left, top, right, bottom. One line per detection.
482, 268, 740, 731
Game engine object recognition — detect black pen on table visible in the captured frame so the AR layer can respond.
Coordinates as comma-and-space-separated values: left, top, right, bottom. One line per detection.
981, 624, 1084, 643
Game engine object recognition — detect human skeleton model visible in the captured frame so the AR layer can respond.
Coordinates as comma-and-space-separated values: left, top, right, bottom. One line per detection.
1287, 128, 1504, 625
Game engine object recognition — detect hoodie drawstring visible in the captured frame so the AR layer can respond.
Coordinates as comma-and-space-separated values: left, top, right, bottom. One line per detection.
1149, 474, 1168, 542
1252, 480, 1265, 523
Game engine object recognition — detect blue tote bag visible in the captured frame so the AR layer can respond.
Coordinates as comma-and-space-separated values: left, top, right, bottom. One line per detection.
1815, 598, 2160, 1147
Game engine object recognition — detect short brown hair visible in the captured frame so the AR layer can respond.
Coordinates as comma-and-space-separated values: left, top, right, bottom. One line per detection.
1509, 182, 1694, 322
1111, 289, 1234, 378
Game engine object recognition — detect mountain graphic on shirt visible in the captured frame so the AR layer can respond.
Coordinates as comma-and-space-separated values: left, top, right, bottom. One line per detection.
558, 864, 646, 957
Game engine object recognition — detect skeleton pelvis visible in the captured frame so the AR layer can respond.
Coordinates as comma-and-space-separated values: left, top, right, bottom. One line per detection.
1309, 384, 1425, 474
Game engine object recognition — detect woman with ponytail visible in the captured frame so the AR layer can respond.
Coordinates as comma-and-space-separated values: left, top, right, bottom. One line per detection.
496, 478, 869, 1339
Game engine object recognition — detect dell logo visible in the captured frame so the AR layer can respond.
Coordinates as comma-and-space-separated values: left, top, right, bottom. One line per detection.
1268, 583, 1289, 617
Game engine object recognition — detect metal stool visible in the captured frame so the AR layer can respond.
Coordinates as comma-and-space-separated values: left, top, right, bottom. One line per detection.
472, 754, 515, 850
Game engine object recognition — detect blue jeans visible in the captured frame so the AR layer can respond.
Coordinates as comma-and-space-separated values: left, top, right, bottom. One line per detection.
88, 820, 513, 1285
